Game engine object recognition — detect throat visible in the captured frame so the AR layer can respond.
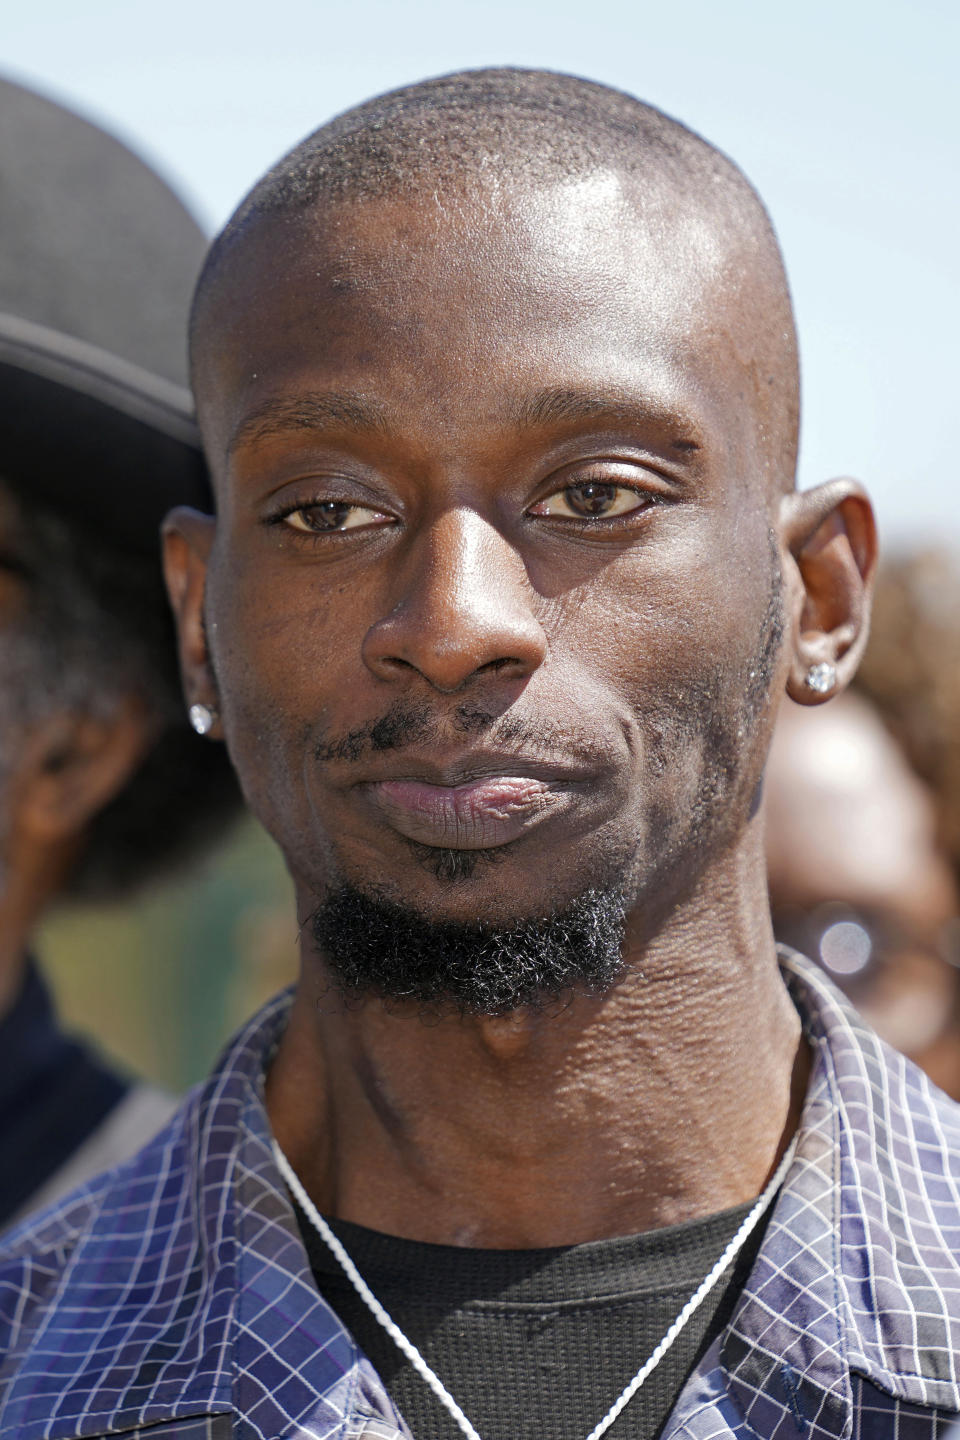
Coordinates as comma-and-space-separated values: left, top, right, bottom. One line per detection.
470, 1004, 554, 1062
269, 944, 808, 1248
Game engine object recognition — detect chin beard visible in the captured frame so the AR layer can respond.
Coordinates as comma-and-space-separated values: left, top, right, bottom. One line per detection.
309, 880, 629, 1016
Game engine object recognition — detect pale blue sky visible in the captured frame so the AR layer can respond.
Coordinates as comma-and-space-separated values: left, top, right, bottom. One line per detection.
3, 0, 956, 547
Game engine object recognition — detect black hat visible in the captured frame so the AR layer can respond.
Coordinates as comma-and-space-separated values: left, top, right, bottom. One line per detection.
0, 76, 210, 551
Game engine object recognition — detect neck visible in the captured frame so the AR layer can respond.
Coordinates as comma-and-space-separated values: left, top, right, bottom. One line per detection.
268, 844, 808, 1248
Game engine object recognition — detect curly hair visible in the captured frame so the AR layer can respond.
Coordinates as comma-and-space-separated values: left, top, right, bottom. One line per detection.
854, 549, 960, 885
2, 485, 242, 901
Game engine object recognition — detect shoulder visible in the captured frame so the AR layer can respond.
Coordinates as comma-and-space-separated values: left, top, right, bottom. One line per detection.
0, 992, 296, 1438
0, 1191, 93, 1368
0, 1085, 235, 1439
0, 1098, 190, 1359
780, 950, 960, 1409
9, 1082, 179, 1228
782, 948, 960, 1141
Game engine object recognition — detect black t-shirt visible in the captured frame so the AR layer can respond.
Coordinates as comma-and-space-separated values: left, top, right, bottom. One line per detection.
296, 1194, 769, 1440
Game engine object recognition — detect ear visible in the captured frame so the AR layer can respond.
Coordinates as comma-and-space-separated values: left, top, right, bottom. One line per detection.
162, 506, 221, 738
779, 478, 877, 705
16, 697, 155, 846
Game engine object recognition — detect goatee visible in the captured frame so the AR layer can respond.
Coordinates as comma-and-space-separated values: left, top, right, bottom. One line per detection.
310, 881, 629, 1016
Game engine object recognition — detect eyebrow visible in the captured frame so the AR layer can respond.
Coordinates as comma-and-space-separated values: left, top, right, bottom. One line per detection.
512, 386, 701, 450
228, 392, 389, 455
229, 384, 702, 456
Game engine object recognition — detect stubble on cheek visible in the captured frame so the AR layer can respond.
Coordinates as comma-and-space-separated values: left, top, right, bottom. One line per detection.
623, 533, 785, 896
201, 570, 343, 886
688, 537, 785, 829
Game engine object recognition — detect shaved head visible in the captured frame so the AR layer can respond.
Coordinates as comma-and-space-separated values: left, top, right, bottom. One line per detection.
192, 68, 800, 489
214, 68, 777, 217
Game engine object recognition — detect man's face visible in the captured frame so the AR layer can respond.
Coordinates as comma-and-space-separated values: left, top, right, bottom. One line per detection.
192, 174, 788, 935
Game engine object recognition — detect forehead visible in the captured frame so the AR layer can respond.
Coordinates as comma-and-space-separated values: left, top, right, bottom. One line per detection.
194, 174, 762, 472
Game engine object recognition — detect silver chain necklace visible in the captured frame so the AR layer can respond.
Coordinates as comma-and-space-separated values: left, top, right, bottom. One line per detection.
275, 1135, 797, 1440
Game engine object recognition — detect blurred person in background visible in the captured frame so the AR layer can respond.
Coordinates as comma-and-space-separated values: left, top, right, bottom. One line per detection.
0, 77, 241, 1227
767, 551, 960, 1096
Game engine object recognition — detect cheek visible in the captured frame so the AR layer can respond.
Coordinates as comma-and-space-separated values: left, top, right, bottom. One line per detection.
550, 515, 781, 804
556, 533, 766, 704
207, 539, 354, 706
203, 546, 356, 811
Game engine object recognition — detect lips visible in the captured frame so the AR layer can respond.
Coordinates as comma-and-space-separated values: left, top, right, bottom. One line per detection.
366, 774, 569, 849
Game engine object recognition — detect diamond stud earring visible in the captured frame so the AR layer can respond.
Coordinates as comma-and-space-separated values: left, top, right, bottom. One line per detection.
188, 703, 216, 736
804, 662, 837, 695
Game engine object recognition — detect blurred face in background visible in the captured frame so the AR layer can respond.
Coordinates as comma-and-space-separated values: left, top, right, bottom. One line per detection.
765, 692, 960, 1096
0, 484, 60, 1010
0, 479, 159, 1004
0, 487, 39, 850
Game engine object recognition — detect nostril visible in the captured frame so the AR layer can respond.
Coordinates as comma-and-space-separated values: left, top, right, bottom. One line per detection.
367, 643, 544, 692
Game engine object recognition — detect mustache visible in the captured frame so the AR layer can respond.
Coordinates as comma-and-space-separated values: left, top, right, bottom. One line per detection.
314, 700, 588, 765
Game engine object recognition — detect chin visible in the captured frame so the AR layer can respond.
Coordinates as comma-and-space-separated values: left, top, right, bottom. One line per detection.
341, 825, 645, 931
360, 852, 564, 928
307, 871, 631, 1017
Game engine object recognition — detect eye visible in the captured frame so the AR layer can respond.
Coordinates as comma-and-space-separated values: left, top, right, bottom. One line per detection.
531, 482, 650, 520
281, 500, 391, 533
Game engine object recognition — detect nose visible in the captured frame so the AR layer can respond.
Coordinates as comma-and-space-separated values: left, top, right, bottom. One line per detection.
361, 508, 548, 693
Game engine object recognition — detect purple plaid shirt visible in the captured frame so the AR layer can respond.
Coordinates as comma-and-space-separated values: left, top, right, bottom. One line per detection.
2, 951, 960, 1440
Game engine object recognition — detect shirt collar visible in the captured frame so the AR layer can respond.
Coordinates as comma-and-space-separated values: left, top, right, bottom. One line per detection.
722, 951, 960, 1440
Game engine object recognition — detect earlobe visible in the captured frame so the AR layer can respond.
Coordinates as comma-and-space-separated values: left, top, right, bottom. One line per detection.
779, 478, 877, 706
161, 506, 222, 738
